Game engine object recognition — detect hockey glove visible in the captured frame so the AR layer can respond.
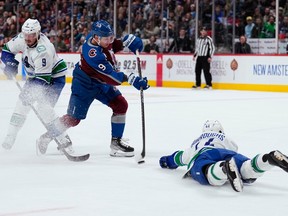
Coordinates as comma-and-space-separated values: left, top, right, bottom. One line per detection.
4, 59, 19, 79
128, 73, 149, 90
159, 151, 179, 169
122, 34, 143, 54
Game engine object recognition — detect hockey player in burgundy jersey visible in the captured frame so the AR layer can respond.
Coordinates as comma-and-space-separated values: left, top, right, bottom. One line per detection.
37, 20, 149, 157
159, 120, 288, 192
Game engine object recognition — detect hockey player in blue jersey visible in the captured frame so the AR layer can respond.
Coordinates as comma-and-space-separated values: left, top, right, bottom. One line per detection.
159, 120, 288, 192
36, 20, 149, 157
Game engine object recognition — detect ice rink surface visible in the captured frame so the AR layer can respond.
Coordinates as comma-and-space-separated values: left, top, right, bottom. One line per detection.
0, 80, 288, 216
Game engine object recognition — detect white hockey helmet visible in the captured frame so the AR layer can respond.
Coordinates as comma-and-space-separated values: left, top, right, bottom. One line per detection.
202, 120, 224, 133
22, 18, 41, 36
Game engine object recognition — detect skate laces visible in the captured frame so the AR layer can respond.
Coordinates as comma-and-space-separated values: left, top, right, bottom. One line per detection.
118, 138, 130, 148
112, 137, 130, 148
57, 136, 72, 149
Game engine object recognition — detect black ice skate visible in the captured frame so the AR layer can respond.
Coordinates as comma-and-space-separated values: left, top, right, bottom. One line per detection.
223, 157, 243, 192
265, 150, 288, 172
110, 137, 134, 157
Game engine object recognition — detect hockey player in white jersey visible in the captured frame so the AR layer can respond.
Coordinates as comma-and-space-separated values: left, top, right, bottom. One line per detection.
159, 120, 288, 192
1, 18, 73, 154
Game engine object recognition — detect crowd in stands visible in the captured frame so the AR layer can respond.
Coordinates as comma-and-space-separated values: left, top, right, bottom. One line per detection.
0, 0, 287, 53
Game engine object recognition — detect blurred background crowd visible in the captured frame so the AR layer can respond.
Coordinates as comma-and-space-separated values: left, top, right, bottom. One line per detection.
0, 0, 286, 54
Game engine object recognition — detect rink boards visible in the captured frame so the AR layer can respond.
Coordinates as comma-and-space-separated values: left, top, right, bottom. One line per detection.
1, 53, 288, 92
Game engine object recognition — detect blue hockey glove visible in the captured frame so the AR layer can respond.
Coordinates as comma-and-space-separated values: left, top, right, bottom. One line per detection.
4, 59, 19, 79
159, 151, 179, 169
128, 73, 149, 90
122, 34, 143, 54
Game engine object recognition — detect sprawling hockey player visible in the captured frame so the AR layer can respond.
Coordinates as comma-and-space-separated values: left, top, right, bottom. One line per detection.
37, 20, 149, 157
159, 120, 288, 192
1, 18, 73, 153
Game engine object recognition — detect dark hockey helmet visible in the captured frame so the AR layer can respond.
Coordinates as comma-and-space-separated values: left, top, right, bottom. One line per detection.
91, 20, 114, 37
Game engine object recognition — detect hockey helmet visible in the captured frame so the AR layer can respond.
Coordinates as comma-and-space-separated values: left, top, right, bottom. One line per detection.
202, 120, 224, 133
22, 18, 41, 35
91, 20, 114, 37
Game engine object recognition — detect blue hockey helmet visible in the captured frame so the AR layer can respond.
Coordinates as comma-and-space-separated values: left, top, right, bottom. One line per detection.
91, 20, 114, 37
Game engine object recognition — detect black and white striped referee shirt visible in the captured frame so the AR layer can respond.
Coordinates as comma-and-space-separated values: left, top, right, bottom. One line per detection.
194, 36, 215, 58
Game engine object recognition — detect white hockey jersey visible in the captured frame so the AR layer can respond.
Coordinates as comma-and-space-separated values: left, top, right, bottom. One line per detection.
181, 132, 238, 168
4, 33, 67, 82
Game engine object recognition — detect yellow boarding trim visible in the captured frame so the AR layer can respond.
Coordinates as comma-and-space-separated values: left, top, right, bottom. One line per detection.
162, 81, 288, 92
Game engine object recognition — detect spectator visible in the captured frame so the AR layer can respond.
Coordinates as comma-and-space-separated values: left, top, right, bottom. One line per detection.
56, 35, 68, 52
251, 17, 264, 38
168, 27, 192, 53
76, 15, 88, 30
143, 21, 154, 39
244, 16, 255, 38
235, 35, 252, 54
262, 7, 271, 23
242, 0, 258, 18
279, 15, 288, 39
143, 35, 159, 54
116, 13, 127, 38
261, 15, 276, 38
252, 7, 263, 21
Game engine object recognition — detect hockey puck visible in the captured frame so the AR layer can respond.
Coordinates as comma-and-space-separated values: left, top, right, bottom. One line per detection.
137, 159, 145, 164
135, 154, 145, 164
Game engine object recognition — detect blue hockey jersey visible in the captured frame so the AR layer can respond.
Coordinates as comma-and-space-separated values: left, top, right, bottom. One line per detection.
79, 36, 126, 85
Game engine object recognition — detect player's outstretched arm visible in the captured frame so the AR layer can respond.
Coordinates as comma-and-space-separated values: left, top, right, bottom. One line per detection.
122, 34, 143, 54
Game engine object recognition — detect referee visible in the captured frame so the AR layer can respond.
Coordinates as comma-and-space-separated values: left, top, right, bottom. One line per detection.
192, 27, 215, 89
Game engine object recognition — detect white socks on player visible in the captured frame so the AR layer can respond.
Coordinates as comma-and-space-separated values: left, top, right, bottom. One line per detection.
206, 161, 227, 186
240, 154, 272, 179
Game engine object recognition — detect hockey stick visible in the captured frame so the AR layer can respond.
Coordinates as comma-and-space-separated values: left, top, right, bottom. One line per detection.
135, 50, 146, 164
12, 77, 90, 162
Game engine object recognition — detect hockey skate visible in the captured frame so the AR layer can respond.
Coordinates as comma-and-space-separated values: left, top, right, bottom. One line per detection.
57, 135, 74, 154
223, 157, 243, 192
37, 132, 74, 155
2, 134, 16, 150
37, 132, 52, 154
265, 150, 288, 172
110, 137, 134, 157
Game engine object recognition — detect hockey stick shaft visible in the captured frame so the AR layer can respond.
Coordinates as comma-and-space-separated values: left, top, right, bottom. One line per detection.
12, 77, 89, 162
136, 50, 146, 158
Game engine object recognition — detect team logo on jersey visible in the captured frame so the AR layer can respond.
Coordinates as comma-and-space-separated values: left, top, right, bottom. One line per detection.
37, 45, 46, 53
88, 48, 97, 57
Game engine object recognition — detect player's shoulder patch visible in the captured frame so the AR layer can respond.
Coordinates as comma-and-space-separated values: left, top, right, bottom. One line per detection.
37, 45, 46, 53
88, 48, 97, 58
